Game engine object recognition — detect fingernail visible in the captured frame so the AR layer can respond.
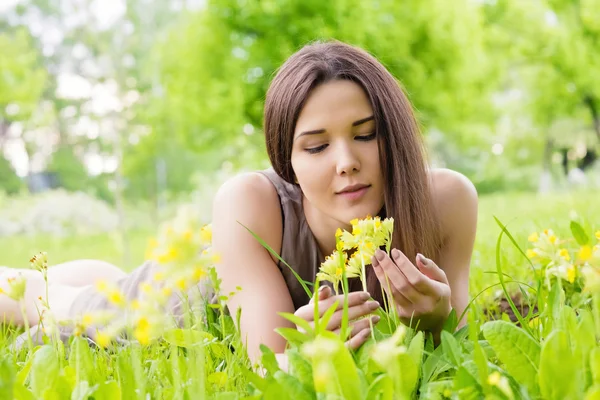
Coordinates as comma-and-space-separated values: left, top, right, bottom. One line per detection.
372, 256, 379, 267
368, 301, 380, 310
391, 249, 400, 259
318, 285, 327, 293
417, 253, 428, 266
360, 292, 370, 301
372, 315, 381, 323
375, 249, 386, 261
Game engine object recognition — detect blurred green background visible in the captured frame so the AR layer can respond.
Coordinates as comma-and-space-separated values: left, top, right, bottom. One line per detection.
0, 0, 598, 295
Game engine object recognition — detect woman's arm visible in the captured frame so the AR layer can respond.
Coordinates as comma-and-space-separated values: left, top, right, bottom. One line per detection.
432, 168, 478, 328
212, 172, 295, 363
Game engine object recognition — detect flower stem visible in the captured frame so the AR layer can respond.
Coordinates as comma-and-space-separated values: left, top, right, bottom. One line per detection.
19, 299, 34, 354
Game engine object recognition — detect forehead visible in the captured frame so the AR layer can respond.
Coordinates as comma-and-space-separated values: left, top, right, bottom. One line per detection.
294, 80, 373, 137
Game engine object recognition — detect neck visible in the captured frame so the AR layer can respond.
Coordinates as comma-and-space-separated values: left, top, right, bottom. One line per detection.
302, 194, 351, 258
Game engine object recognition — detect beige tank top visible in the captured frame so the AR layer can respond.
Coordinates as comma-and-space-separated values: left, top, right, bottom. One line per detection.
257, 168, 325, 309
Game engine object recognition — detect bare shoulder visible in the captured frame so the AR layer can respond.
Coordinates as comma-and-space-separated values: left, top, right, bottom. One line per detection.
212, 171, 283, 258
429, 168, 479, 238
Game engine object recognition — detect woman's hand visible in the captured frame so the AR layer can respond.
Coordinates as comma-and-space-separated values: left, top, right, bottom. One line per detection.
293, 286, 380, 350
372, 248, 451, 334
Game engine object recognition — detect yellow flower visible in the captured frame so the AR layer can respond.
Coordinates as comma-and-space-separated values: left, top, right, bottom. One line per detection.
153, 271, 165, 281
140, 282, 153, 294
145, 238, 158, 260
548, 235, 557, 244
134, 327, 150, 345
130, 300, 141, 310
567, 265, 576, 283
157, 247, 178, 264
526, 249, 538, 259
335, 267, 343, 277
82, 313, 94, 326
161, 287, 172, 297
108, 290, 125, 307
200, 224, 212, 243
176, 278, 188, 290
335, 228, 343, 238
488, 371, 502, 386
96, 332, 111, 347
559, 249, 570, 261
4, 276, 26, 301
95, 280, 108, 292
596, 231, 600, 241
350, 218, 358, 226
192, 266, 205, 281
528, 232, 539, 243
182, 230, 193, 241
579, 246, 593, 261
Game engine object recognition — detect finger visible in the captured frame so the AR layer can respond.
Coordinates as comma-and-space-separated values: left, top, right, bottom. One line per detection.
345, 327, 371, 351
416, 253, 449, 284
298, 291, 370, 321
371, 259, 412, 308
391, 249, 435, 294
317, 291, 371, 313
309, 285, 332, 304
373, 249, 424, 303
337, 315, 380, 338
325, 300, 380, 330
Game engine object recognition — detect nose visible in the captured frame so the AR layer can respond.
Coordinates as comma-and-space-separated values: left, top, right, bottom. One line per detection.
334, 142, 360, 176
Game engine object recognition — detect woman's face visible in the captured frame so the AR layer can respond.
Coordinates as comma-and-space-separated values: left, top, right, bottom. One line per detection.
291, 79, 385, 226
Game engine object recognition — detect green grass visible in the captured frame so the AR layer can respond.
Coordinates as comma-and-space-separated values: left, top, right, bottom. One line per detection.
0, 190, 598, 399
0, 229, 151, 271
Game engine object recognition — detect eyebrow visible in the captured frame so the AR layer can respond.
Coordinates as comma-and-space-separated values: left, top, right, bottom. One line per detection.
296, 115, 375, 138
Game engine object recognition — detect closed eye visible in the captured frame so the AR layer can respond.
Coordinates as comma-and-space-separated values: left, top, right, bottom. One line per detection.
355, 133, 376, 141
304, 133, 376, 154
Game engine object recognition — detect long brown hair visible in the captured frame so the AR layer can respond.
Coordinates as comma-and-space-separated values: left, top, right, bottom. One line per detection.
264, 40, 442, 304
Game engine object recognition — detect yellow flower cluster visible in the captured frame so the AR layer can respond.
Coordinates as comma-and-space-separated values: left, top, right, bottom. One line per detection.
317, 215, 394, 294
527, 228, 600, 289
77, 205, 219, 347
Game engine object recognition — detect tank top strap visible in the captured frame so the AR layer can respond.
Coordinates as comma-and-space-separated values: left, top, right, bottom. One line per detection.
257, 168, 324, 309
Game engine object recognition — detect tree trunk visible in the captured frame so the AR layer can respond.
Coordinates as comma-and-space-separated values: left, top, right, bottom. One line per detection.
584, 95, 600, 143
539, 135, 554, 193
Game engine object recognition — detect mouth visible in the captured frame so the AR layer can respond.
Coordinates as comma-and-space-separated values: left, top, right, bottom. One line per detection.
337, 184, 370, 194
336, 184, 371, 201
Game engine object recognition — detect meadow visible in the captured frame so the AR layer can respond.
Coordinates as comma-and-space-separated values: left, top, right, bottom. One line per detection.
0, 190, 598, 399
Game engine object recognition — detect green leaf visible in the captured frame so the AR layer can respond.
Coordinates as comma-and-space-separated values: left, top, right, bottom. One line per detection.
117, 350, 137, 400
240, 222, 313, 298
29, 345, 60, 398
275, 328, 310, 347
315, 301, 339, 336
163, 328, 212, 347
365, 374, 393, 400
278, 312, 314, 336
273, 371, 315, 400
441, 330, 463, 366
443, 308, 458, 332
13, 384, 35, 400
69, 337, 97, 385
570, 220, 590, 246
396, 353, 419, 398
482, 320, 540, 395
0, 357, 15, 400
407, 331, 424, 375
93, 381, 121, 400
287, 349, 313, 389
590, 348, 600, 385
539, 330, 582, 399
260, 344, 281, 376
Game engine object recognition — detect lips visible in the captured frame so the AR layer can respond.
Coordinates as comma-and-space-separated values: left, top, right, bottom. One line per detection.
337, 184, 370, 194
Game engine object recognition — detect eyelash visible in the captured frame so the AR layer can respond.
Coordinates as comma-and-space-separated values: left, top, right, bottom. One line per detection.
305, 133, 377, 154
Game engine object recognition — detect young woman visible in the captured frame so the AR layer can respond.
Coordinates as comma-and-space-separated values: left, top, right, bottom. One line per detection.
211, 41, 477, 363
2, 41, 477, 364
